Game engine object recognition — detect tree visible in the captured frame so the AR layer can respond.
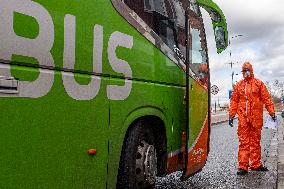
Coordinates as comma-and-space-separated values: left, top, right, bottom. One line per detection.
265, 80, 283, 99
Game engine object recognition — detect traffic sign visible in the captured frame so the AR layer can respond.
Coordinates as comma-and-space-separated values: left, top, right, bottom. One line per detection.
229, 90, 233, 99
211, 85, 219, 95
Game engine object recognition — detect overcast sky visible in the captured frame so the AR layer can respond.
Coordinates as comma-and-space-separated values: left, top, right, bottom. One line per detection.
201, 0, 284, 105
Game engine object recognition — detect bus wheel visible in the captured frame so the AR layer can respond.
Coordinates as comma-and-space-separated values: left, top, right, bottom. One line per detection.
117, 120, 157, 189
136, 140, 157, 187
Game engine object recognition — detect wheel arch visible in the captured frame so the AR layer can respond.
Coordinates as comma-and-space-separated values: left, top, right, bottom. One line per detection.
122, 107, 168, 176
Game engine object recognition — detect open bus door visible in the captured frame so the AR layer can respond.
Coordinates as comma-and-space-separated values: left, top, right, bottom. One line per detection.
182, 0, 228, 179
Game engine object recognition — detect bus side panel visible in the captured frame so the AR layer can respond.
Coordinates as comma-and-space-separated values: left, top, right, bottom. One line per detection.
0, 64, 109, 188
0, 0, 184, 86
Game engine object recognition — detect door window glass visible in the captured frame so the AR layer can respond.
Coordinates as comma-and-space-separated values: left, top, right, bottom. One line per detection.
190, 20, 209, 86
192, 28, 203, 64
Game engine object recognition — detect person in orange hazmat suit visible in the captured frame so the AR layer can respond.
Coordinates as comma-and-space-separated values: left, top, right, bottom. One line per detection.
229, 62, 276, 175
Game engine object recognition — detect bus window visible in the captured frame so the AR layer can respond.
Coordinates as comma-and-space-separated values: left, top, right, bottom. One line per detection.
172, 0, 185, 28
171, 0, 187, 58
189, 0, 201, 16
143, 0, 168, 17
119, 0, 209, 78
123, 0, 190, 62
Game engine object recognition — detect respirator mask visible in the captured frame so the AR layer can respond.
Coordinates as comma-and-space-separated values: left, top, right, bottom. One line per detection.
242, 69, 251, 78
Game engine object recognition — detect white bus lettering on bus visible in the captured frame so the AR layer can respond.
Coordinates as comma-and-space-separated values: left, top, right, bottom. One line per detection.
0, 0, 133, 100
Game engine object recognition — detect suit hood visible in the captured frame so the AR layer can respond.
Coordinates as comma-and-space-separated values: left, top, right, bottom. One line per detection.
242, 62, 254, 80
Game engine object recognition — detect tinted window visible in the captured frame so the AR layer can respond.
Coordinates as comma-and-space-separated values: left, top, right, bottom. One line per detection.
144, 0, 168, 17
122, 0, 209, 85
124, 0, 189, 61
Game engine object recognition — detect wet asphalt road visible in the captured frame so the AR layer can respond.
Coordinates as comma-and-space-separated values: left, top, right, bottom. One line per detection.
156, 118, 279, 189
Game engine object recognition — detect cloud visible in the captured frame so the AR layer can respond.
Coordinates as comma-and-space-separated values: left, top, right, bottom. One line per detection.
216, 0, 284, 37
201, 0, 284, 105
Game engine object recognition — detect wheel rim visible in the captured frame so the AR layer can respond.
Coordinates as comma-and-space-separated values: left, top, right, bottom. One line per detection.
136, 140, 157, 187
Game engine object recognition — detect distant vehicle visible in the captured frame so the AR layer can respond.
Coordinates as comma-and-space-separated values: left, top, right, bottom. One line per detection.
281, 109, 284, 118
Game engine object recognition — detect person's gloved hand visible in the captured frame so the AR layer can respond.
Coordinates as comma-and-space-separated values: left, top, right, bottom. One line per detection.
271, 113, 276, 122
229, 117, 234, 127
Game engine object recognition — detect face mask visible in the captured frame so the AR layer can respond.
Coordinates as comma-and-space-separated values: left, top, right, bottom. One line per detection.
243, 70, 251, 78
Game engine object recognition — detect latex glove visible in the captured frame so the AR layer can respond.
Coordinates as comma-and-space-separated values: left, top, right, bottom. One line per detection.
229, 117, 234, 127
271, 113, 276, 122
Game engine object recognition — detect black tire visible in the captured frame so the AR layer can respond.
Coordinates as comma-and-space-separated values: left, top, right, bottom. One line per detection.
117, 120, 157, 189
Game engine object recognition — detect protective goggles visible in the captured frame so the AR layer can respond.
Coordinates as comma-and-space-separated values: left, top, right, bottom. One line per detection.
242, 68, 250, 72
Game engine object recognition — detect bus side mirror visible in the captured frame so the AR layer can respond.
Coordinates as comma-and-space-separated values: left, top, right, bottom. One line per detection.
214, 26, 226, 49
209, 10, 228, 53
196, 0, 228, 53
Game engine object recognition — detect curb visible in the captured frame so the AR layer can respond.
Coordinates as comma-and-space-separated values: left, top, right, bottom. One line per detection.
277, 118, 284, 189
211, 119, 228, 125
265, 127, 278, 189
211, 116, 237, 126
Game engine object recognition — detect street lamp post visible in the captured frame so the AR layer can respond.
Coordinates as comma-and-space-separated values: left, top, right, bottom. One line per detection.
231, 71, 240, 89
231, 71, 234, 89
227, 34, 244, 89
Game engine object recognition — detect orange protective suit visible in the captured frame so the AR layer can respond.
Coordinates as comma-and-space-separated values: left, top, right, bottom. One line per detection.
229, 62, 275, 171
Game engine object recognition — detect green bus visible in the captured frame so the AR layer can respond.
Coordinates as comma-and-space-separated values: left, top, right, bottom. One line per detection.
0, 0, 228, 188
